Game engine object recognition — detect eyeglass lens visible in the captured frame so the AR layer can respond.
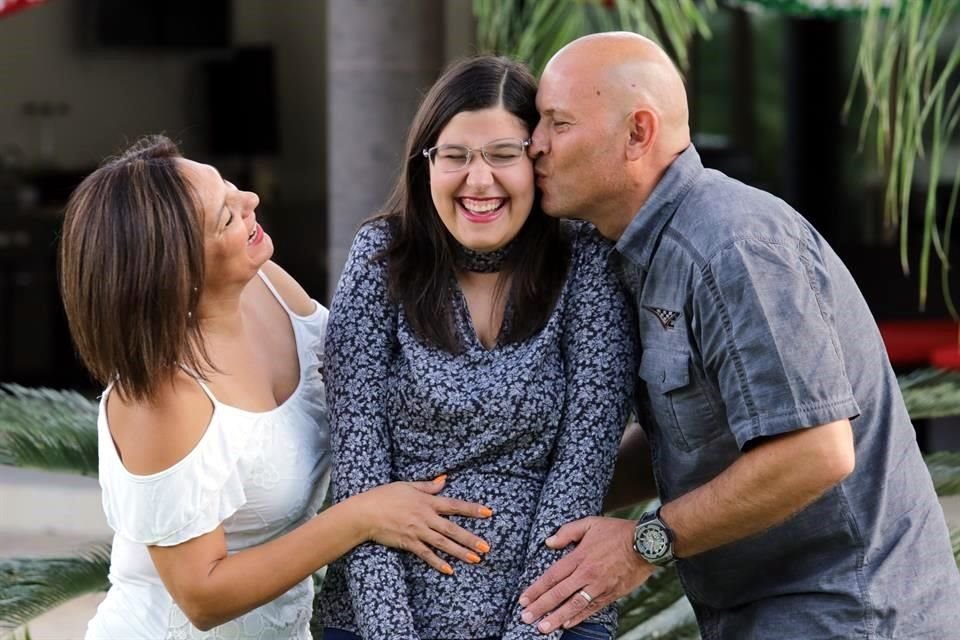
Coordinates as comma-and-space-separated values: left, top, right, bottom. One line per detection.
429, 139, 527, 172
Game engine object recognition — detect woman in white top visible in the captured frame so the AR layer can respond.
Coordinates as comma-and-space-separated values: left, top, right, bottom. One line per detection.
58, 135, 494, 639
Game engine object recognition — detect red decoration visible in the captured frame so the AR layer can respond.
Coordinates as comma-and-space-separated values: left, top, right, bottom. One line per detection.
878, 319, 960, 368
0, 0, 45, 19
930, 344, 960, 371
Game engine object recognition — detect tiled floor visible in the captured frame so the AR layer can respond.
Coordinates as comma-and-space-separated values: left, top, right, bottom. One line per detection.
2, 470, 959, 639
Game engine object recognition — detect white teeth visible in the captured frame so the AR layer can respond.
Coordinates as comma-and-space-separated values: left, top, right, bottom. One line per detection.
461, 198, 505, 213
247, 226, 257, 244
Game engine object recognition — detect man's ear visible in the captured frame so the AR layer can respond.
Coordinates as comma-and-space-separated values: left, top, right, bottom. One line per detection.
626, 109, 657, 160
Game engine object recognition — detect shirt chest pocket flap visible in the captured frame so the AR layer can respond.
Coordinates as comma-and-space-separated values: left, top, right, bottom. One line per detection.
637, 348, 723, 452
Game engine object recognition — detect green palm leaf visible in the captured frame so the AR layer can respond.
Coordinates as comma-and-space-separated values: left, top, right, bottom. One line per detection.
617, 566, 689, 633
1, 627, 33, 640
0, 545, 111, 632
0, 385, 99, 476
899, 369, 960, 419
472, 0, 715, 76
926, 451, 960, 496
619, 595, 700, 640
847, 0, 960, 310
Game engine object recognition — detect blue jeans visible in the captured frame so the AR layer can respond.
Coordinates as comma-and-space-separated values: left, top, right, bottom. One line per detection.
323, 622, 610, 639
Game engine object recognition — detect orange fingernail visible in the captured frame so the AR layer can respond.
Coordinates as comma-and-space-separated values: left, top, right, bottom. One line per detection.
433, 474, 447, 484
475, 540, 491, 553
478, 506, 493, 517
467, 552, 481, 564
441, 563, 454, 575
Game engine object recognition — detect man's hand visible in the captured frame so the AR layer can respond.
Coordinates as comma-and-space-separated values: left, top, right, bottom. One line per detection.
518, 516, 656, 634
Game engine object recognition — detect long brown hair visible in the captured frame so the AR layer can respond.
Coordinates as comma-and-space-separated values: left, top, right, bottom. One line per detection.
59, 135, 210, 402
377, 56, 569, 352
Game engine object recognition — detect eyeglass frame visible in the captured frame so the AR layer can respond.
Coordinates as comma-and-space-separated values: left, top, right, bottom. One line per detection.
421, 137, 532, 172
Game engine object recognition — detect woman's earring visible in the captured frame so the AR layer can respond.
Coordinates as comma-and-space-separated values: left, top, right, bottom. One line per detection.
188, 287, 199, 319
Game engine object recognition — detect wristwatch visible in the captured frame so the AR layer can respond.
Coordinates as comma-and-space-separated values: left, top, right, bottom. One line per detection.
633, 507, 676, 566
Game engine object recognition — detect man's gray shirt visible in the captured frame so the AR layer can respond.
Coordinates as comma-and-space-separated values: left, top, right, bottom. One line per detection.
614, 146, 960, 639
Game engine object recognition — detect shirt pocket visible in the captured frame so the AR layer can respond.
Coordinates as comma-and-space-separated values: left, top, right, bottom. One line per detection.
637, 348, 723, 452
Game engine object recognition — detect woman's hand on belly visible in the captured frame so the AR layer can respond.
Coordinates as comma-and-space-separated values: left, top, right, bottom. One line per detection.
351, 475, 494, 574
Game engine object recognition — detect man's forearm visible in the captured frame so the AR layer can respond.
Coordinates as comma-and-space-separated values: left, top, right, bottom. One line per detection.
603, 422, 657, 513
661, 419, 855, 558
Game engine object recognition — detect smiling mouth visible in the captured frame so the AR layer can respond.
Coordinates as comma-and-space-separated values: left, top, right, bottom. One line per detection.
460, 197, 505, 213
457, 197, 507, 223
247, 223, 263, 245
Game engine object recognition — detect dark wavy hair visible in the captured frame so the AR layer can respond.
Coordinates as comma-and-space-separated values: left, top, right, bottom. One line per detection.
59, 135, 211, 402
375, 56, 570, 353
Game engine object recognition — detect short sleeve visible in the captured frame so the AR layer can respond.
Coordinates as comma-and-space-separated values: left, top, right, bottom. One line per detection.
97, 410, 251, 547
693, 236, 860, 448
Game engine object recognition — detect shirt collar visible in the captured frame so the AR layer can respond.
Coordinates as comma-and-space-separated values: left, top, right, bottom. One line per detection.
614, 144, 704, 270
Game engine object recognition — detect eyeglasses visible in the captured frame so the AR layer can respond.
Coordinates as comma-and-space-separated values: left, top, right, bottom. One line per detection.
422, 138, 531, 173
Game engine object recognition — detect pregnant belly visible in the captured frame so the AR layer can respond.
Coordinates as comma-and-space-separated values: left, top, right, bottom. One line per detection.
399, 472, 542, 636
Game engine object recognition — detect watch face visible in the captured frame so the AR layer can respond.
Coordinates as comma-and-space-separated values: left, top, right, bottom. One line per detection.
635, 523, 669, 559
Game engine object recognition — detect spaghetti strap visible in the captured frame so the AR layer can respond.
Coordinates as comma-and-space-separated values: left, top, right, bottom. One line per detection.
177, 364, 218, 404
256, 270, 295, 316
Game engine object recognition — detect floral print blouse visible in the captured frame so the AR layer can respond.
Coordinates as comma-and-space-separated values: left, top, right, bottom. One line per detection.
316, 218, 637, 639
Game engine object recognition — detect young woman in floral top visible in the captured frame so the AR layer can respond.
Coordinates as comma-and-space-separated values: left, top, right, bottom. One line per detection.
317, 56, 637, 640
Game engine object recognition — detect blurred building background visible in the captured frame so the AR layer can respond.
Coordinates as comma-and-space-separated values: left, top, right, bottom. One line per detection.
0, 0, 957, 391
0, 0, 475, 392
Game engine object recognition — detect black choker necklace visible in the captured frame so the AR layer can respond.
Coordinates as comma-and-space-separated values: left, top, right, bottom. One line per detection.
453, 239, 516, 273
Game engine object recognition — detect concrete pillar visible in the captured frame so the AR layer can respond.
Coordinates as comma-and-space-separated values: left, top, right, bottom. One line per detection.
326, 0, 446, 298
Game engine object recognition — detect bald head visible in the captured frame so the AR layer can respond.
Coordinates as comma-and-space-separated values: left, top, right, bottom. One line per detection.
544, 32, 690, 155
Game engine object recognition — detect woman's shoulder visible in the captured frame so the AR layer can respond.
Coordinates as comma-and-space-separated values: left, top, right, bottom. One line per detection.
100, 372, 256, 546
334, 217, 402, 291
259, 261, 321, 317
352, 216, 398, 252
105, 372, 214, 477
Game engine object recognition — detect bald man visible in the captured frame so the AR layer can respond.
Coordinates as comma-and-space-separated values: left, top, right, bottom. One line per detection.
517, 32, 960, 639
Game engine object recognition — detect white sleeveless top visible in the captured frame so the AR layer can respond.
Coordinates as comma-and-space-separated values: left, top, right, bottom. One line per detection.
86, 272, 331, 640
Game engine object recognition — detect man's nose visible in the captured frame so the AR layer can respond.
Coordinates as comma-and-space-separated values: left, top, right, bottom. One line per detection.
529, 124, 547, 157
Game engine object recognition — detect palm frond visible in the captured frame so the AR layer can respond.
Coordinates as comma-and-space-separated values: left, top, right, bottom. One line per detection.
925, 452, 960, 496
847, 0, 960, 310
472, 0, 715, 76
0, 545, 111, 632
0, 385, 99, 476
619, 594, 699, 640
617, 566, 688, 633
0, 626, 33, 640
897, 369, 960, 419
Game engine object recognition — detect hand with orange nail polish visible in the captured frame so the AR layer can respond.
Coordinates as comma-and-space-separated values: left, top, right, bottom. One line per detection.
352, 475, 493, 576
